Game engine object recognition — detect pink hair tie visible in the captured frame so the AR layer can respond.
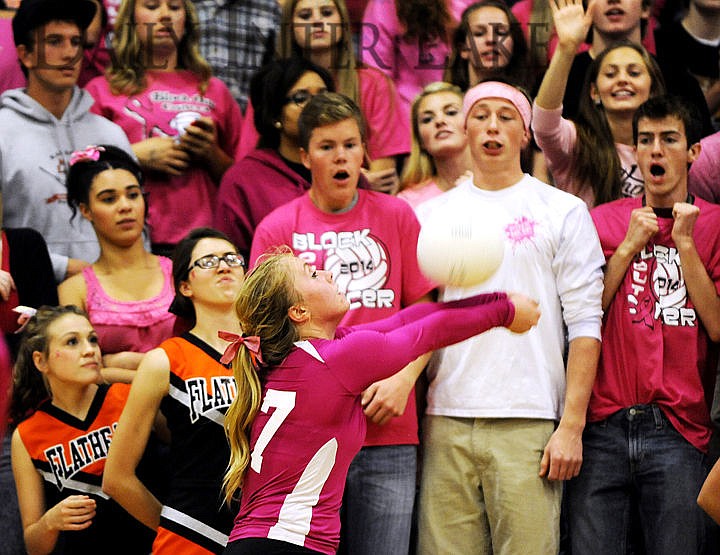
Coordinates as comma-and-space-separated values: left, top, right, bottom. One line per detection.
219, 331, 264, 367
69, 145, 105, 166
462, 81, 532, 132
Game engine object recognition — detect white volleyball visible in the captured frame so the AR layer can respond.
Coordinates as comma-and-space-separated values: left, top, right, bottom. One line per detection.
417, 204, 505, 287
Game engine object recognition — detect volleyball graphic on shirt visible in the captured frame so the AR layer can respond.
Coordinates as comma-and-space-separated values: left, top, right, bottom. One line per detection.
170, 111, 203, 138
324, 235, 389, 294
652, 260, 686, 309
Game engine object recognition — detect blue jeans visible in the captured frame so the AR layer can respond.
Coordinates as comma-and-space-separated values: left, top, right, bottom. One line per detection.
566, 405, 707, 555
341, 445, 416, 555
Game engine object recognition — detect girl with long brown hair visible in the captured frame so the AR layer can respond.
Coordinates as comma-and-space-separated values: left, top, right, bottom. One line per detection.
533, 0, 665, 206
445, 0, 534, 91
10, 306, 155, 554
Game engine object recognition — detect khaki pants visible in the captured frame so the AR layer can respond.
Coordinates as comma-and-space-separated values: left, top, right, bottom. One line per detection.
417, 415, 561, 555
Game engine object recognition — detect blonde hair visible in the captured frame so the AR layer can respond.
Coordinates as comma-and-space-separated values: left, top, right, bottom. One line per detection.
277, 0, 359, 105
400, 82, 464, 191
107, 0, 212, 95
223, 252, 302, 504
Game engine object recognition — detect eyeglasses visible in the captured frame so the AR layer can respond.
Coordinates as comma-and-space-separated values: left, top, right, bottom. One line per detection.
284, 88, 326, 107
189, 253, 245, 271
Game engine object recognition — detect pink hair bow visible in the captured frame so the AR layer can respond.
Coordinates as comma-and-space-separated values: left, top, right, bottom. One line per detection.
219, 331, 264, 367
69, 145, 105, 166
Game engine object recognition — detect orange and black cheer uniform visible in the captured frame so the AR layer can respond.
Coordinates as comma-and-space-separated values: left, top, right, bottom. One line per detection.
152, 333, 238, 554
15, 383, 154, 554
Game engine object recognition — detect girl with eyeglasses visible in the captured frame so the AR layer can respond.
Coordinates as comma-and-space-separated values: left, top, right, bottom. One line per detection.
59, 145, 176, 380
84, 0, 243, 256
216, 57, 335, 261
103, 227, 245, 554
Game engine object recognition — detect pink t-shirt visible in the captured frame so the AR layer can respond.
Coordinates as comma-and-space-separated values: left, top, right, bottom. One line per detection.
532, 103, 643, 208
236, 67, 409, 161
397, 179, 445, 211
85, 71, 243, 245
591, 197, 720, 452
360, 0, 474, 128
251, 190, 435, 446
83, 256, 176, 354
229, 295, 513, 554
357, 66, 410, 159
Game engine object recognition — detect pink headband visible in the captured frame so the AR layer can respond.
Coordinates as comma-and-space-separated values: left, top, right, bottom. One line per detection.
463, 81, 532, 131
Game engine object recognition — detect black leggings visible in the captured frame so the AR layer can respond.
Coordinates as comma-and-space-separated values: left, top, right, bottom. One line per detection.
224, 537, 323, 555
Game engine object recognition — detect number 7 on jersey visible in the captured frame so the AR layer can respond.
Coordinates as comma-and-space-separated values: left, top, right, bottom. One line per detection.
250, 389, 296, 473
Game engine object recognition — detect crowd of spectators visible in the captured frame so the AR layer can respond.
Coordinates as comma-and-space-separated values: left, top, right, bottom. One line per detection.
2, 0, 720, 553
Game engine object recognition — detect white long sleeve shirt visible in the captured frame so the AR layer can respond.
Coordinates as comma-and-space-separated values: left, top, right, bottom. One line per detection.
418, 174, 604, 420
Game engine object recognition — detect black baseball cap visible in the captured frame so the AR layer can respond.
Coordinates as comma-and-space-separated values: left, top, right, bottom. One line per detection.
12, 0, 97, 48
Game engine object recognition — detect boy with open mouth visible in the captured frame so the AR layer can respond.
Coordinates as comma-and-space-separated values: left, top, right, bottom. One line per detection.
571, 94, 720, 554
249, 91, 435, 555
415, 80, 605, 555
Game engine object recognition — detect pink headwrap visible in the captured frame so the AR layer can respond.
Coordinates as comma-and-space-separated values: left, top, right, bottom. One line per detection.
463, 81, 532, 132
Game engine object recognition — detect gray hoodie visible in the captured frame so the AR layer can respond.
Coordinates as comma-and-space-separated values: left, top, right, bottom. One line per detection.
0, 86, 133, 282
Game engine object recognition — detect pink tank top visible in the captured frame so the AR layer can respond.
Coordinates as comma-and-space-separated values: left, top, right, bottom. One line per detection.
83, 256, 176, 354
